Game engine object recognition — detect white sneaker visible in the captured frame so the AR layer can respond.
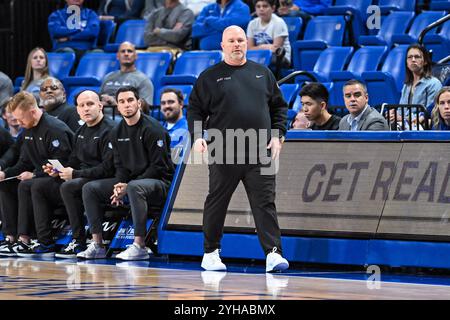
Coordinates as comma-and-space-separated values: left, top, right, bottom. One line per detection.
116, 243, 149, 261
76, 242, 106, 259
201, 249, 226, 271
266, 248, 289, 273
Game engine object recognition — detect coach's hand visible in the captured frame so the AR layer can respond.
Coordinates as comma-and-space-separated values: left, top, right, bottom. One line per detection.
267, 137, 283, 160
193, 138, 207, 153
18, 171, 34, 181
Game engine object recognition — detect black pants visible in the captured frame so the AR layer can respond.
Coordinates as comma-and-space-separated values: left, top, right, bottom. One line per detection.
60, 178, 91, 243
82, 178, 168, 237
31, 176, 91, 245
0, 178, 44, 238
30, 176, 65, 245
203, 164, 282, 255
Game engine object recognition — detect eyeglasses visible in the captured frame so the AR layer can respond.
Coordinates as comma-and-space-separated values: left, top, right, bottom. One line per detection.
161, 100, 176, 106
407, 55, 423, 60
40, 85, 60, 92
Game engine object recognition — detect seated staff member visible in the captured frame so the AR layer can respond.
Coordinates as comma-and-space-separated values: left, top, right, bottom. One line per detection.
23, 90, 115, 258
77, 86, 174, 261
0, 91, 73, 257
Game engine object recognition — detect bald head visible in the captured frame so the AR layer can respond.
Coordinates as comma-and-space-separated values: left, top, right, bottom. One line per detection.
75, 90, 104, 126
118, 41, 137, 70
221, 25, 247, 66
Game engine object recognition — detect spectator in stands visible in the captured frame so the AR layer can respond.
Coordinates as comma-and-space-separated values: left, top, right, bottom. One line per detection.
290, 110, 310, 129
0, 126, 13, 160
21, 48, 50, 102
191, 0, 251, 50
0, 102, 24, 172
100, 42, 154, 113
143, 0, 195, 53
247, 0, 291, 68
390, 44, 443, 130
401, 44, 442, 110
141, 0, 165, 20
36, 90, 115, 258
431, 87, 450, 130
1, 109, 22, 140
39, 77, 83, 132
277, 0, 330, 18
98, 0, 145, 22
299, 82, 340, 130
181, 0, 215, 16
160, 87, 188, 148
0, 91, 73, 257
339, 79, 388, 131
0, 71, 13, 110
48, 0, 100, 55
77, 86, 174, 260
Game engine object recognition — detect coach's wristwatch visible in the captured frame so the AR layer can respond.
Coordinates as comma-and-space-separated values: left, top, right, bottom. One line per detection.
279, 135, 285, 144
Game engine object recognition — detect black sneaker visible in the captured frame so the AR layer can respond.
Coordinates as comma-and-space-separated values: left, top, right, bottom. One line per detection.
55, 240, 86, 259
16, 242, 55, 258
0, 239, 17, 257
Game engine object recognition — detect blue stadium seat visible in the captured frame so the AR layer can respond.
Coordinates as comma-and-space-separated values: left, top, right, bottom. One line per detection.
323, 0, 372, 39
329, 46, 388, 106
280, 83, 300, 108
246, 50, 272, 66
160, 51, 222, 86
423, 19, 450, 62
377, 0, 416, 14
358, 11, 415, 47
47, 52, 76, 79
292, 16, 346, 71
97, 20, 116, 48
429, 0, 450, 11
282, 17, 303, 44
67, 86, 101, 106
391, 11, 447, 45
361, 45, 409, 106
295, 46, 354, 84
135, 52, 172, 94
61, 53, 119, 91
104, 19, 147, 52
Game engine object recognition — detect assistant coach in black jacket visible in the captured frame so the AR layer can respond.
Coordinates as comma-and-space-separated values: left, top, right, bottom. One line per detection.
0, 91, 73, 257
188, 26, 289, 273
77, 86, 174, 261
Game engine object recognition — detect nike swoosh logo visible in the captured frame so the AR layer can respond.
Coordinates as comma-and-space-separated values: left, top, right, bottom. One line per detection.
256, 75, 264, 78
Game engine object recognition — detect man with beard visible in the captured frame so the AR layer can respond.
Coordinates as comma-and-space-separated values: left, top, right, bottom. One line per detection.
39, 77, 83, 132
77, 86, 174, 260
100, 42, 154, 113
0, 91, 73, 257
16, 90, 115, 258
298, 82, 340, 130
160, 87, 188, 148
188, 25, 289, 272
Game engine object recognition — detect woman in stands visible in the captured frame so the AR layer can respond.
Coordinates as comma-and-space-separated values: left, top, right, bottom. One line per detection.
21, 47, 49, 102
431, 87, 450, 130
391, 44, 442, 130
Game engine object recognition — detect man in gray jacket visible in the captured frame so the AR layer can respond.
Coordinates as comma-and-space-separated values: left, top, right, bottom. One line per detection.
339, 79, 389, 131
143, 0, 195, 51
